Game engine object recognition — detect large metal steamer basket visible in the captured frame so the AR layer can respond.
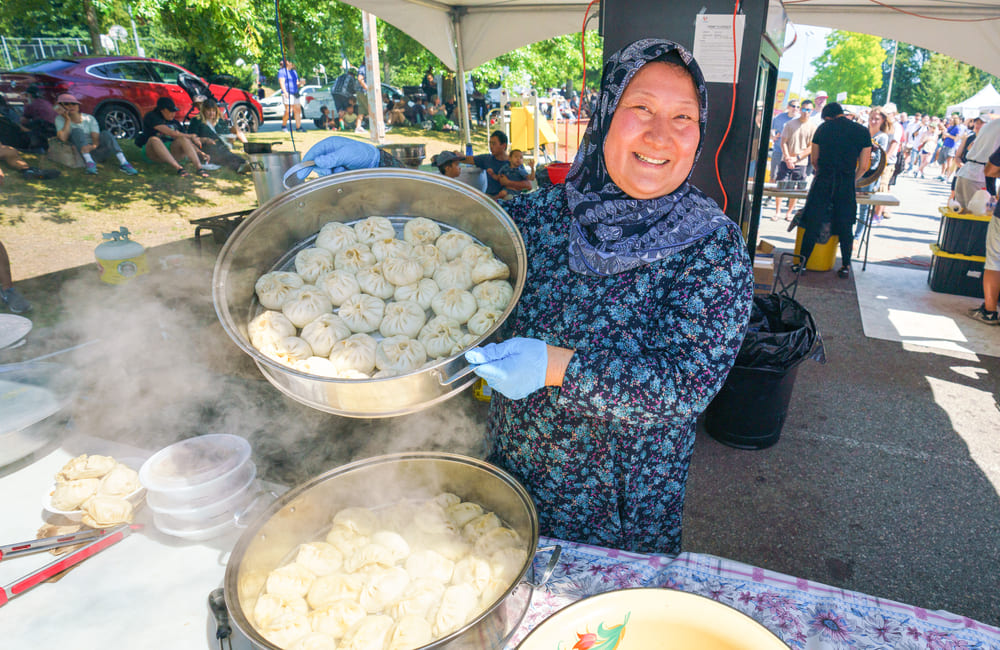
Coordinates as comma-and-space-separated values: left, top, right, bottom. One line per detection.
213, 168, 526, 418
225, 452, 539, 650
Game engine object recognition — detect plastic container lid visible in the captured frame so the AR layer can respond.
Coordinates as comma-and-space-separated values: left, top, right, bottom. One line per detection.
150, 477, 257, 530
139, 434, 251, 495
146, 463, 256, 520
152, 510, 239, 542
144, 456, 256, 510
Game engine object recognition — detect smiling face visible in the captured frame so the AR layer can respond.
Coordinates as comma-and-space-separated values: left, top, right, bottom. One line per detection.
602, 62, 701, 200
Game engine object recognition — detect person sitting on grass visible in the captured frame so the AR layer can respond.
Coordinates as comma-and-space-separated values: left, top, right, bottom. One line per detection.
0, 143, 60, 183
432, 150, 462, 178
187, 98, 249, 173
20, 84, 57, 143
134, 97, 211, 178
314, 105, 336, 130
54, 93, 138, 176
0, 240, 30, 314
496, 148, 535, 195
427, 95, 458, 132
339, 101, 360, 132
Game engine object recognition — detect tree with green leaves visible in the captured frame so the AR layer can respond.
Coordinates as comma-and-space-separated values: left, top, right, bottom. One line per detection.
871, 41, 930, 113
911, 53, 971, 116
473, 32, 602, 93
1, 0, 599, 98
805, 31, 885, 105
911, 52, 1000, 117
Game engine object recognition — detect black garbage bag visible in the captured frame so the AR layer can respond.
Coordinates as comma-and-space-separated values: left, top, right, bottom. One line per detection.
704, 294, 825, 450
736, 294, 826, 372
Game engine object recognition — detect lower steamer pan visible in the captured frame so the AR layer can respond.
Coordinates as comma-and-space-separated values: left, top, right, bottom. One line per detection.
225, 452, 539, 650
212, 168, 526, 418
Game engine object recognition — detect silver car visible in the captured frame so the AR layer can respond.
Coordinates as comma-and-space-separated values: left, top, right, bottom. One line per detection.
301, 83, 407, 121
260, 85, 324, 120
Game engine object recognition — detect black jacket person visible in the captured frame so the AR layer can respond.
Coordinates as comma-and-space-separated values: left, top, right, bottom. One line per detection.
798, 102, 872, 278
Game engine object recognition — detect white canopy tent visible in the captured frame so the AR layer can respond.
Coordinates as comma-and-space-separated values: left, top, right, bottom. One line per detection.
946, 83, 1000, 118
341, 0, 1000, 144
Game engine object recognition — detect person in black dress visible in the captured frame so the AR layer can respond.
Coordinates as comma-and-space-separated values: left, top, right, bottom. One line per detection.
797, 102, 872, 278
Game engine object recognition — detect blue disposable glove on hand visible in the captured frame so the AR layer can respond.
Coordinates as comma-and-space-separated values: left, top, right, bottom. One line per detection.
299, 136, 381, 179
464, 337, 548, 400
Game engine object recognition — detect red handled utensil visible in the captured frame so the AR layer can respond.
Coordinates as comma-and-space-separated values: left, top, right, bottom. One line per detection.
0, 523, 142, 606
0, 526, 120, 561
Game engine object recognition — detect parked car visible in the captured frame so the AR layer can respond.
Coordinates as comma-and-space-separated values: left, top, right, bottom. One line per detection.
0, 56, 263, 140
300, 83, 407, 121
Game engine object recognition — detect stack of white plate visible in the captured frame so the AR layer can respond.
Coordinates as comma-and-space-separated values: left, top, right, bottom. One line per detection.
139, 434, 256, 541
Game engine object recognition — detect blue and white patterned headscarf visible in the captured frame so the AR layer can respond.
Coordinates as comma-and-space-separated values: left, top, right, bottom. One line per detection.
566, 39, 733, 276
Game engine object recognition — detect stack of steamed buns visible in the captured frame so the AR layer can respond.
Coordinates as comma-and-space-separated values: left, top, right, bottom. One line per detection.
249, 217, 514, 379
252, 493, 528, 650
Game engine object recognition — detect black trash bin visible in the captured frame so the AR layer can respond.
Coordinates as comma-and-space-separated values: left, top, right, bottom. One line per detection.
704, 294, 825, 450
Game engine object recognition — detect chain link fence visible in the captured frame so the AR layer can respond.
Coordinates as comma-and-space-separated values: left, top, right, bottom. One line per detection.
1, 36, 158, 69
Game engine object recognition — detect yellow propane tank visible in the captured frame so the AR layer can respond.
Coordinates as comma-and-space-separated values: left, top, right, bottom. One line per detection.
473, 377, 493, 402
95, 227, 148, 285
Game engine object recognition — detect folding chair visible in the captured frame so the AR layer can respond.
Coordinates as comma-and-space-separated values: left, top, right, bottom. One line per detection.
773, 252, 805, 300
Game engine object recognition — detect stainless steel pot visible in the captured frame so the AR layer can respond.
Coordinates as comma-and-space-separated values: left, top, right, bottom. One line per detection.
379, 143, 426, 168
248, 150, 303, 205
212, 167, 526, 418
224, 452, 539, 650
0, 361, 76, 470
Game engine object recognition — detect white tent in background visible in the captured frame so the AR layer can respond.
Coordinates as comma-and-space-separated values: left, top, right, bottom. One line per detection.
946, 84, 1000, 119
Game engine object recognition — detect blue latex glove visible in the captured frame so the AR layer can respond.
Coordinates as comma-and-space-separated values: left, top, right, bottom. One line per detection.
465, 338, 548, 400
298, 136, 381, 179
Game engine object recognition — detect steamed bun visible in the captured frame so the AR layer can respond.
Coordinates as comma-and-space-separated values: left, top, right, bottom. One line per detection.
255, 271, 305, 310
282, 286, 334, 328
315, 221, 359, 256
295, 247, 336, 284
249, 310, 296, 349
403, 217, 441, 245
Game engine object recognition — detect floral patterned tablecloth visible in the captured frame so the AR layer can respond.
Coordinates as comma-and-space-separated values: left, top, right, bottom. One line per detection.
512, 537, 1000, 649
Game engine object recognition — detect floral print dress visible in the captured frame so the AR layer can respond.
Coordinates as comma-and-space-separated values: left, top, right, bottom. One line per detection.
487, 185, 753, 555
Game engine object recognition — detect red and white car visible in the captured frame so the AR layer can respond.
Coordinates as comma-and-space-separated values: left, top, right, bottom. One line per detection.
0, 56, 263, 139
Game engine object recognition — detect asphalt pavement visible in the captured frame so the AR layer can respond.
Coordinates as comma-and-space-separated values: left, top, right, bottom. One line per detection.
686, 169, 1000, 626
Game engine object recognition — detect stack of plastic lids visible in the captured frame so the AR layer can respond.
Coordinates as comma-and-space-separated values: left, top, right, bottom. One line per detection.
139, 434, 256, 541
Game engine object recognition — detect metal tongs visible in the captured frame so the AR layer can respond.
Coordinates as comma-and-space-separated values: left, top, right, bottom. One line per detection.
0, 523, 141, 606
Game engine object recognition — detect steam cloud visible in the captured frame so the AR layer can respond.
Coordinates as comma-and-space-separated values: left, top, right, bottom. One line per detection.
39, 242, 490, 488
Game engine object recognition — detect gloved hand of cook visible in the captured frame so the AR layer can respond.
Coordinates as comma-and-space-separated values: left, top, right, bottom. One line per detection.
465, 337, 547, 400
299, 136, 381, 179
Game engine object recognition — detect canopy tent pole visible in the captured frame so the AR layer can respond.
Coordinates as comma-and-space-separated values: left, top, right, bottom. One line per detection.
451, 8, 473, 154
362, 10, 387, 144
885, 40, 898, 106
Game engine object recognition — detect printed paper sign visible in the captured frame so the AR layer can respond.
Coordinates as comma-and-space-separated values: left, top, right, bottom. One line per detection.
693, 14, 746, 84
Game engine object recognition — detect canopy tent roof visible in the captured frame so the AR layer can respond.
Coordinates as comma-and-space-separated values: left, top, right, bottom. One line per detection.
782, 0, 1000, 78
343, 0, 1000, 148
340, 0, 595, 72
945, 83, 1000, 117
342, 0, 1000, 76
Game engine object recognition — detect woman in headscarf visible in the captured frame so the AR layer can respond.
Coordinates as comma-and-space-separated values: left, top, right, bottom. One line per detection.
295, 39, 753, 555
464, 39, 753, 554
